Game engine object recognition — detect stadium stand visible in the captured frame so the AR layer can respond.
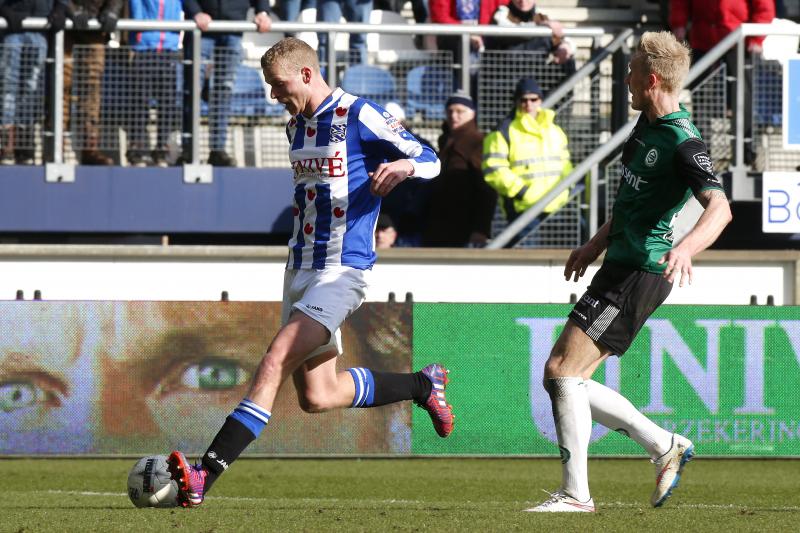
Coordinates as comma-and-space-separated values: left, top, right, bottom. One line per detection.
341, 64, 397, 106
405, 65, 451, 121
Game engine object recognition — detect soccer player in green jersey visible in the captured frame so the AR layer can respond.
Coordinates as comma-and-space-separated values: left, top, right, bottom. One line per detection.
528, 31, 732, 513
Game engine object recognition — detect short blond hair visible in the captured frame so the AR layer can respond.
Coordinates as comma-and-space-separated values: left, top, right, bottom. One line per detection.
261, 37, 320, 75
633, 31, 691, 93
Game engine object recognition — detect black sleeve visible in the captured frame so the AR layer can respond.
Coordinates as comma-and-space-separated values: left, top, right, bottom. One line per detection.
182, 0, 203, 18
674, 137, 725, 196
252, 0, 272, 15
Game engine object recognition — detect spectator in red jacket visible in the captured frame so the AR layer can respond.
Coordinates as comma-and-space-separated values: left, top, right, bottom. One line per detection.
670, 0, 775, 169
429, 0, 504, 91
669, 0, 774, 55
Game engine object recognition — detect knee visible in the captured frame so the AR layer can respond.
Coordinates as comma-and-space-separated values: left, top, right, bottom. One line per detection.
297, 389, 335, 413
543, 350, 567, 382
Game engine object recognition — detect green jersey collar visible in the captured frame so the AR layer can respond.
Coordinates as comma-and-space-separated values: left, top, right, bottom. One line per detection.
655, 104, 690, 123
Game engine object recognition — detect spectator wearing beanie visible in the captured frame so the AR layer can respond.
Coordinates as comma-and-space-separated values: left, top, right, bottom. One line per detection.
423, 91, 497, 248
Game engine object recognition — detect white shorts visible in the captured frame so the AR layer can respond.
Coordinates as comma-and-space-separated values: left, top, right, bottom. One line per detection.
281, 266, 370, 359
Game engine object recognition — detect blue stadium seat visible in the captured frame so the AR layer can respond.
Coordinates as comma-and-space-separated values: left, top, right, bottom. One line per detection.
195, 63, 283, 118
230, 63, 284, 117
405, 65, 451, 121
341, 65, 396, 106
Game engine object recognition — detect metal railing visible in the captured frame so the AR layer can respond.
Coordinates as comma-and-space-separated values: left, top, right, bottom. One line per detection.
490, 22, 800, 248
0, 17, 605, 177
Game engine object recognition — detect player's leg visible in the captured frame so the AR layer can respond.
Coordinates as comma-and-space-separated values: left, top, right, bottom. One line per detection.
584, 379, 672, 458
526, 321, 604, 512
291, 336, 454, 437
583, 377, 693, 506
168, 310, 330, 507
577, 264, 691, 507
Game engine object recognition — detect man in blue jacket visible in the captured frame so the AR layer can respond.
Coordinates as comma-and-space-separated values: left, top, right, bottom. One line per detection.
181, 0, 273, 167
125, 0, 182, 167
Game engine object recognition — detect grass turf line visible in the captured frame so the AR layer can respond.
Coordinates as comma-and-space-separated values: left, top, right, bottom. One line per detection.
0, 458, 797, 532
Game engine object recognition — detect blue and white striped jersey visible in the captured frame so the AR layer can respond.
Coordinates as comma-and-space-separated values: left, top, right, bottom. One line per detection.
285, 88, 440, 270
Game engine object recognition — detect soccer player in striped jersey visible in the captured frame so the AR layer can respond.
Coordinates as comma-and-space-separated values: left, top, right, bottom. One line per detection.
528, 31, 732, 513
166, 37, 452, 508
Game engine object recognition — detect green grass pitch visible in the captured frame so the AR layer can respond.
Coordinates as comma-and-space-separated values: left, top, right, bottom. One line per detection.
1, 458, 798, 532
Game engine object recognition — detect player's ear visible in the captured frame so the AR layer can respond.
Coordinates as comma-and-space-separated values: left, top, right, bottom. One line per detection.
648, 72, 659, 90
300, 66, 312, 84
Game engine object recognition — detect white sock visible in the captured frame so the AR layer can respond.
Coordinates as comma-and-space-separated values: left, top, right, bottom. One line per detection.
585, 379, 673, 459
545, 377, 592, 502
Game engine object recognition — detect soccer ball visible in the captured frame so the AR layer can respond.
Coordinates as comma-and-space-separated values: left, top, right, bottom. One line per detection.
127, 455, 179, 508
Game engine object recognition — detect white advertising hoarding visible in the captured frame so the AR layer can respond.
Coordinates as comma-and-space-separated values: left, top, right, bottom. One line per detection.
762, 171, 800, 233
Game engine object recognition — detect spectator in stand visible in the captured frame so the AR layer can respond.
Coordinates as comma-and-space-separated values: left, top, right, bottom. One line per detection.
317, 0, 371, 65
375, 213, 398, 248
0, 0, 67, 165
181, 0, 273, 167
482, 76, 572, 246
125, 0, 181, 167
484, 0, 576, 80
429, 0, 503, 90
277, 0, 316, 30
423, 91, 496, 248
669, 0, 775, 168
373, 0, 427, 24
64, 0, 124, 165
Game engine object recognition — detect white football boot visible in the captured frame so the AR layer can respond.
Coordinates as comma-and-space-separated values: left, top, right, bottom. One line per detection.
524, 490, 596, 513
651, 433, 695, 507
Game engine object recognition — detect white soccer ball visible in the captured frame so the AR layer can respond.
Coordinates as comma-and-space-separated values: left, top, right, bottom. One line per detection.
127, 455, 179, 508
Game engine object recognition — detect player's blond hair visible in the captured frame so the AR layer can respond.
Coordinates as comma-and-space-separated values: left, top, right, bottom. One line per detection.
261, 37, 320, 75
633, 31, 691, 93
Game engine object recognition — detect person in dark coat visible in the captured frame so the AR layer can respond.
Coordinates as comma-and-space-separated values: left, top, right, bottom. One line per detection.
423, 92, 497, 248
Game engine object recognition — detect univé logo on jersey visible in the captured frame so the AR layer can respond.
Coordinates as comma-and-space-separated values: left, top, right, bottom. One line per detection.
291, 151, 346, 178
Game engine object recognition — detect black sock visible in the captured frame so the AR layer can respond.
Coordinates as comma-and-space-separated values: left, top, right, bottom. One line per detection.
369, 370, 432, 406
200, 416, 257, 492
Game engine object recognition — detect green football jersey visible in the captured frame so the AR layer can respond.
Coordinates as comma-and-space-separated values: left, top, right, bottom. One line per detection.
606, 107, 725, 272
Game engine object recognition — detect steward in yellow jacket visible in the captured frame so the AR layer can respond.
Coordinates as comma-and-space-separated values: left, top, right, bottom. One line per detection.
482, 77, 573, 221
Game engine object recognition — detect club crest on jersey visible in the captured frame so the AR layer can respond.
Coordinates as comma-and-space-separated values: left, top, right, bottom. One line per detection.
645, 148, 659, 167
693, 152, 713, 173
330, 123, 347, 143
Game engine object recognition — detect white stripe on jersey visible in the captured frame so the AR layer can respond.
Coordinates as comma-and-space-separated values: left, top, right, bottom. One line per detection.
286, 88, 439, 270
357, 103, 440, 179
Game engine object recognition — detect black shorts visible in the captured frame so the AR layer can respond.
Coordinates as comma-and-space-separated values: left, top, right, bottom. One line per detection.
569, 261, 673, 355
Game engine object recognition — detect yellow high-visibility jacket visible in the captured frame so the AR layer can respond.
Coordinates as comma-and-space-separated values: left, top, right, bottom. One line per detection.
482, 108, 573, 218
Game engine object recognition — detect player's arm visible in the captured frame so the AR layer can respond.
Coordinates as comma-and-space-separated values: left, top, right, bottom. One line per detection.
658, 138, 733, 286
358, 103, 440, 196
564, 218, 611, 282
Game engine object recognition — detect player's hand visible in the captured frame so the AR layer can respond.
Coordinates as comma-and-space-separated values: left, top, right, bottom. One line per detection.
564, 242, 602, 282
194, 12, 212, 31
369, 160, 414, 197
254, 11, 272, 33
658, 247, 693, 287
